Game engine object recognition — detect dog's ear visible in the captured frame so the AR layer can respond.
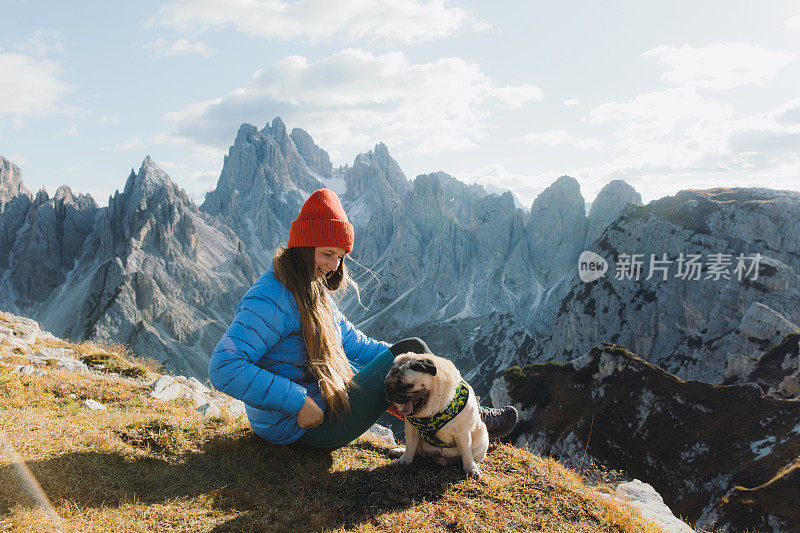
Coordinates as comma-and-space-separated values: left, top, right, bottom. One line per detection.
409, 358, 437, 376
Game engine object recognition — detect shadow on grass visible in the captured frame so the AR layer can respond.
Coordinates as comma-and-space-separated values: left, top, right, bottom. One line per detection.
1, 431, 463, 531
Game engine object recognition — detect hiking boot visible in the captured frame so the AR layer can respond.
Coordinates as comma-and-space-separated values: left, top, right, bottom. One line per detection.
480, 405, 518, 440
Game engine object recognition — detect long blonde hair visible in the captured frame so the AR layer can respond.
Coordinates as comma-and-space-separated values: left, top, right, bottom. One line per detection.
272, 245, 360, 418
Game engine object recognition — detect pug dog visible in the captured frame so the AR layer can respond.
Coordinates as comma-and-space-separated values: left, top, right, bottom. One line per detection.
385, 352, 489, 479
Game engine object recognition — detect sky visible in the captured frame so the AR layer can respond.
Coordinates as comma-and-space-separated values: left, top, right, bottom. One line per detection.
2, 0, 799, 209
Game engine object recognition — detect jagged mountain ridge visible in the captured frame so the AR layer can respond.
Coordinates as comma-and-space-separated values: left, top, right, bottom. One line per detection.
0, 118, 637, 390
3, 117, 798, 395
537, 187, 800, 384
199, 119, 331, 273
0, 156, 254, 377
190, 120, 650, 398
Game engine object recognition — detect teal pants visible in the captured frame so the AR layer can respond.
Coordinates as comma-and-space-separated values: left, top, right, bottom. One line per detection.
297, 348, 396, 450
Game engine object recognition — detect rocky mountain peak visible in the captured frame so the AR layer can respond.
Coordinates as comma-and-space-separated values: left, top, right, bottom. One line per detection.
206, 118, 324, 208
54, 185, 73, 202
33, 188, 49, 207
114, 157, 197, 218
199, 119, 327, 271
529, 175, 584, 214
374, 141, 390, 158
234, 123, 259, 145
0, 155, 32, 202
264, 116, 287, 141
589, 180, 641, 215
122, 156, 175, 196
53, 184, 98, 210
345, 143, 409, 201
290, 127, 332, 178
525, 175, 588, 286
0, 156, 35, 270
585, 179, 641, 246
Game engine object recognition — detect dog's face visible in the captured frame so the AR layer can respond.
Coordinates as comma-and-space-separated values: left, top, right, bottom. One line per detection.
384, 353, 438, 417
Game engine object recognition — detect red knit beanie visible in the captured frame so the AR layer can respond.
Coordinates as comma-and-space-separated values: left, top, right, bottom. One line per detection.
288, 189, 354, 253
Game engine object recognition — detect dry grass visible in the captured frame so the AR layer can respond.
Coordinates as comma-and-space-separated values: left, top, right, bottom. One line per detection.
0, 355, 28, 367
0, 365, 663, 532
0, 309, 162, 378
69, 338, 163, 376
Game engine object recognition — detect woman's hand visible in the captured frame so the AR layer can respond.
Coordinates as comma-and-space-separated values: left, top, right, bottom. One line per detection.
297, 396, 324, 429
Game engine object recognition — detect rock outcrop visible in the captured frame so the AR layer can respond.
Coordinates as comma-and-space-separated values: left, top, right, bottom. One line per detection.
606, 480, 693, 533
199, 119, 329, 272
526, 175, 588, 287
728, 332, 800, 398
0, 309, 247, 419
495, 342, 800, 532
8, 186, 97, 304
536, 187, 800, 383
585, 180, 642, 247
0, 157, 34, 271
289, 127, 333, 179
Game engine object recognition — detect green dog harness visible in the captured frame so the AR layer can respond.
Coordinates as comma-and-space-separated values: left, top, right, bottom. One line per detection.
407, 381, 470, 448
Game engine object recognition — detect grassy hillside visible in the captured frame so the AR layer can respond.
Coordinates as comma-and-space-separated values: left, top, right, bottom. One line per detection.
1, 338, 662, 532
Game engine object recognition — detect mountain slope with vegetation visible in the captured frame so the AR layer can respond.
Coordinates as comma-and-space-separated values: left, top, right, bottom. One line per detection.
0, 311, 662, 533
495, 342, 800, 532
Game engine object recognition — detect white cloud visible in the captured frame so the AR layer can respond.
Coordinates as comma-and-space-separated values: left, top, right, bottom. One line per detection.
523, 129, 602, 150
787, 15, 800, 32
775, 98, 800, 125
491, 85, 544, 108
586, 42, 798, 186
143, 38, 215, 58
0, 50, 72, 118
590, 86, 734, 140
457, 162, 550, 209
563, 98, 581, 106
643, 42, 797, 90
149, 0, 487, 45
154, 159, 219, 204
540, 97, 800, 203
14, 29, 64, 57
162, 49, 542, 157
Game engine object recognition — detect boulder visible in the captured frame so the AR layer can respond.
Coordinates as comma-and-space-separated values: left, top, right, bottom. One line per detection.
365, 423, 396, 448
57, 358, 88, 373
149, 382, 183, 402
82, 399, 107, 410
17, 365, 35, 375
614, 480, 693, 533
186, 376, 210, 393
198, 401, 222, 418
151, 375, 174, 394
227, 399, 246, 419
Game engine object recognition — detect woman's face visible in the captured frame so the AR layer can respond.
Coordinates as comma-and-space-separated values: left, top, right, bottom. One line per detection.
313, 246, 346, 280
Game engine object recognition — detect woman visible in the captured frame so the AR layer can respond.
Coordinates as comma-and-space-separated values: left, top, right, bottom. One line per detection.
209, 188, 517, 451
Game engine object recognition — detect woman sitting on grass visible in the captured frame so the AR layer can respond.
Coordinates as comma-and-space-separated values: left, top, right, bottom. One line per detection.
209, 189, 517, 452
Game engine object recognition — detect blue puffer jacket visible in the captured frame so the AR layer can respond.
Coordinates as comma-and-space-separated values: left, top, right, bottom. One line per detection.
208, 266, 391, 445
